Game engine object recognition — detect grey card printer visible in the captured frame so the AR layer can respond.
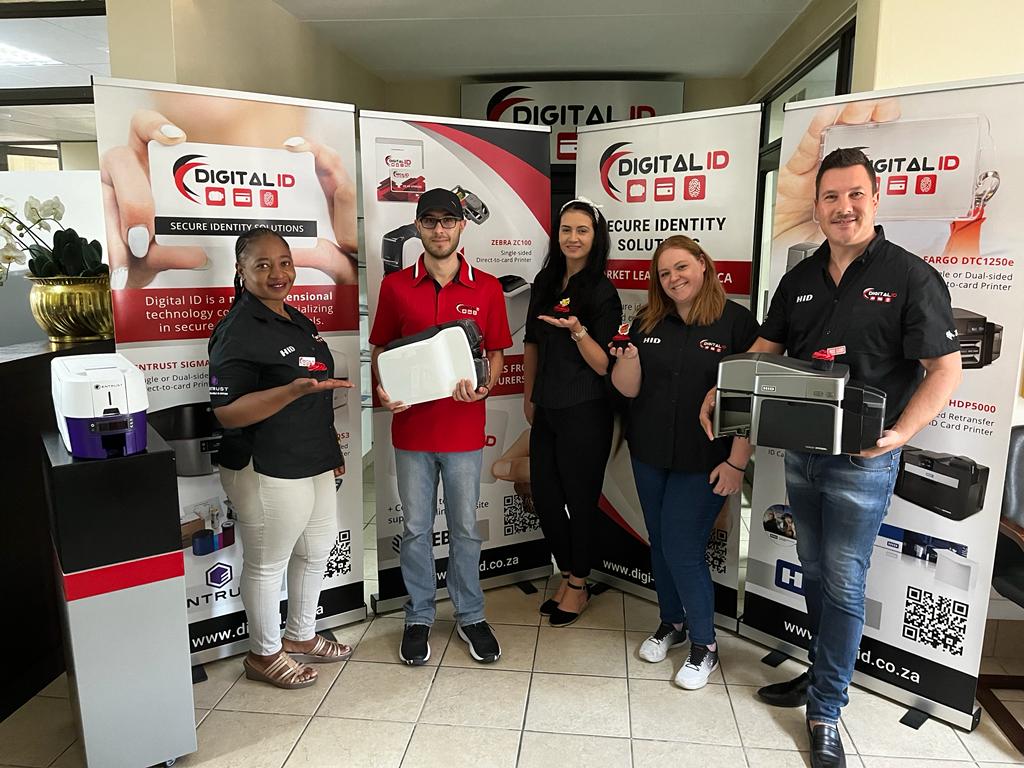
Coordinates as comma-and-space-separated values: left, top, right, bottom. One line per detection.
713, 353, 885, 454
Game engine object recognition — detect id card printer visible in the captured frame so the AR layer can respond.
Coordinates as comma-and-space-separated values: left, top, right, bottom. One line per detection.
713, 353, 885, 454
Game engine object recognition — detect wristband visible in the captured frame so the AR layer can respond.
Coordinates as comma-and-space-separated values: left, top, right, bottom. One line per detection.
571, 325, 588, 342
725, 459, 746, 472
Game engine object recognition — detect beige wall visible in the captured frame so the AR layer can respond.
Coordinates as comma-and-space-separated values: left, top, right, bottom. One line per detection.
383, 80, 463, 119
745, 0, 856, 101
106, 0, 385, 108
853, 0, 1024, 91
59, 142, 99, 170
682, 78, 750, 112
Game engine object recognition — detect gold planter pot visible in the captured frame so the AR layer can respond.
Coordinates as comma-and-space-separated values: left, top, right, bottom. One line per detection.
27, 276, 114, 343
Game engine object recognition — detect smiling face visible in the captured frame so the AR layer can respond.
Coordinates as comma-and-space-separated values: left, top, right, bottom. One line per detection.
416, 208, 466, 261
657, 247, 706, 311
815, 164, 879, 252
559, 209, 595, 268
238, 234, 295, 303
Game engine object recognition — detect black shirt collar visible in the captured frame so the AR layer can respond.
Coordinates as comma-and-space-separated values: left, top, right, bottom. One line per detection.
813, 225, 886, 269
237, 290, 298, 325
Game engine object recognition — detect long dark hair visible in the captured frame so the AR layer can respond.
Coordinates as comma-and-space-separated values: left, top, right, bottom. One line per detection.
533, 200, 611, 310
232, 226, 288, 300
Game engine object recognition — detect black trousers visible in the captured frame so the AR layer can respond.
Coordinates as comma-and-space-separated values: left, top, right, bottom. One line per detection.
529, 399, 614, 578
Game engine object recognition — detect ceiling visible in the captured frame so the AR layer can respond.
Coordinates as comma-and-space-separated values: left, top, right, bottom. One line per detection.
0, 16, 108, 88
0, 103, 95, 142
274, 0, 811, 81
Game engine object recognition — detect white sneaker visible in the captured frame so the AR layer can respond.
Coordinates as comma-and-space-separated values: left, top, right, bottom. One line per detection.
674, 643, 719, 690
638, 622, 687, 663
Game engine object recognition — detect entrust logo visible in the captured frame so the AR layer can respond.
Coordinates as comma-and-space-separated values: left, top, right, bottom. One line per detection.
600, 142, 633, 202
205, 562, 233, 589
486, 85, 532, 121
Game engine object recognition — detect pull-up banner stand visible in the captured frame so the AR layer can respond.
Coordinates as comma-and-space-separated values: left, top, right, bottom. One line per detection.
743, 74, 1024, 731
575, 105, 762, 628
93, 77, 365, 664
358, 111, 552, 613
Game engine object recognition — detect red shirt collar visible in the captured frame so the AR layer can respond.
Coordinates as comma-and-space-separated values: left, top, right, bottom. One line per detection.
412, 250, 475, 286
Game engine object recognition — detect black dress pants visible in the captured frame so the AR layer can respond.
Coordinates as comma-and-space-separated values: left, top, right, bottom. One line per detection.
529, 399, 614, 578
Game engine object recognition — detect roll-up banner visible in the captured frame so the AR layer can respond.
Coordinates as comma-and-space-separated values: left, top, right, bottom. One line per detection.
93, 78, 365, 664
744, 75, 1024, 730
575, 105, 762, 627
461, 81, 684, 165
359, 111, 553, 613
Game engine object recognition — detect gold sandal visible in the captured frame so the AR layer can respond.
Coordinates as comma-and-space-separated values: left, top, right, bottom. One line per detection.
287, 634, 353, 664
243, 652, 317, 689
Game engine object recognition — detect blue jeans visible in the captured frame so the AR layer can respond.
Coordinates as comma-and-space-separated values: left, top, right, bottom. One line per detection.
784, 449, 901, 724
395, 448, 485, 627
631, 458, 724, 646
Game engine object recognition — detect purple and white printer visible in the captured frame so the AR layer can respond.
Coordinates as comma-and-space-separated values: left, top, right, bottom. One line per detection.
51, 353, 149, 459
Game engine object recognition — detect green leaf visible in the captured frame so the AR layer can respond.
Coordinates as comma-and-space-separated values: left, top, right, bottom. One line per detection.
27, 244, 51, 262
81, 239, 101, 270
41, 260, 58, 277
57, 235, 86, 276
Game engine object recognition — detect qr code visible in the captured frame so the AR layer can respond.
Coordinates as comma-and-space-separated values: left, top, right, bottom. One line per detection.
902, 585, 968, 656
503, 494, 539, 536
324, 529, 352, 579
705, 528, 728, 574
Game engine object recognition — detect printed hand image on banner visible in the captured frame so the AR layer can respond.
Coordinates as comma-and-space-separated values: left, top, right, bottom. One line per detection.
93, 78, 364, 663
359, 111, 552, 611
744, 78, 1024, 730
574, 106, 761, 625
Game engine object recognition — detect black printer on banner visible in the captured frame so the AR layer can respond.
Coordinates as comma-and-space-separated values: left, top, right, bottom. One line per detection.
953, 308, 1002, 369
894, 446, 989, 521
713, 353, 885, 454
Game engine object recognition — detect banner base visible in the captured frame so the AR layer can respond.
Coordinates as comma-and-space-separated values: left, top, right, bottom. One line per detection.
588, 571, 740, 633
371, 566, 553, 616
188, 605, 368, 666
737, 622, 982, 732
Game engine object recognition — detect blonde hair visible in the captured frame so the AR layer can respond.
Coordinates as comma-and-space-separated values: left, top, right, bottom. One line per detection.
636, 235, 726, 333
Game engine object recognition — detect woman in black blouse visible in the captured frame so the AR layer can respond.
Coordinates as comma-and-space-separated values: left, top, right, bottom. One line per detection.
523, 199, 622, 626
611, 235, 758, 689
209, 227, 353, 689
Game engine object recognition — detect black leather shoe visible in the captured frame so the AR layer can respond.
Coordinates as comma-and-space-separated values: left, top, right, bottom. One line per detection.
807, 722, 846, 768
539, 598, 559, 616
757, 671, 810, 707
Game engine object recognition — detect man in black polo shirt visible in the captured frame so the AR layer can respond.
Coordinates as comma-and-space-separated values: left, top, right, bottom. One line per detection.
703, 148, 961, 768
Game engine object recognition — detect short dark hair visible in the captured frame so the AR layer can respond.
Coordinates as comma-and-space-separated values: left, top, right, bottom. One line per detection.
815, 147, 878, 198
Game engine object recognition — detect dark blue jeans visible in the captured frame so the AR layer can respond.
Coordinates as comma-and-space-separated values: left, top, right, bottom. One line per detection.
785, 449, 901, 724
631, 458, 725, 646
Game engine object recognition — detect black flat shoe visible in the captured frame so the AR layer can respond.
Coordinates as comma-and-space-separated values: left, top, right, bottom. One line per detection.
549, 581, 590, 627
807, 721, 846, 768
757, 671, 810, 707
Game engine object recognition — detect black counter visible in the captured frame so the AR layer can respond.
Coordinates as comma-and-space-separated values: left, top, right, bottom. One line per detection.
1, 339, 114, 721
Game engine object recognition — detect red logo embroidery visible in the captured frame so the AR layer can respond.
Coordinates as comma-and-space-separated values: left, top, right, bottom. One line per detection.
307, 362, 328, 372
699, 339, 725, 353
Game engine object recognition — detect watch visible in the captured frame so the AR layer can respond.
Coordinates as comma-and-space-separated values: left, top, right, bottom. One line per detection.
571, 326, 588, 342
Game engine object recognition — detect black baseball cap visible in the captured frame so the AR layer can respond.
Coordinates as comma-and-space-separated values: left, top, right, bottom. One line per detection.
416, 188, 464, 220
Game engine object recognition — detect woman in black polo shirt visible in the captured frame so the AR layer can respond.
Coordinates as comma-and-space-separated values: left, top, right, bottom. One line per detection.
524, 198, 621, 626
208, 227, 353, 689
611, 235, 758, 689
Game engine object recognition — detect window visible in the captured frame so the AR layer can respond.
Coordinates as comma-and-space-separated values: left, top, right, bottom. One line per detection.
750, 21, 855, 320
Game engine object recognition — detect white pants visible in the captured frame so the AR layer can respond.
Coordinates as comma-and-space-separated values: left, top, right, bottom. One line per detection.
220, 462, 336, 655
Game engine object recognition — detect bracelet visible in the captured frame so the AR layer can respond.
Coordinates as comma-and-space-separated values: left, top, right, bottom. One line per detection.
725, 459, 746, 472
571, 325, 588, 342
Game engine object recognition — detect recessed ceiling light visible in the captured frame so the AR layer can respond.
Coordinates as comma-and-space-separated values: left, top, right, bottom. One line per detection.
0, 43, 60, 66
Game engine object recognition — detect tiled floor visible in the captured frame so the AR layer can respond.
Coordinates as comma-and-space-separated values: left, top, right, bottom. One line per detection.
3, 472, 1024, 767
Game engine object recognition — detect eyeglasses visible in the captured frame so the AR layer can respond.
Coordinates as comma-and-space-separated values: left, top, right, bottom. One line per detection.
418, 215, 461, 230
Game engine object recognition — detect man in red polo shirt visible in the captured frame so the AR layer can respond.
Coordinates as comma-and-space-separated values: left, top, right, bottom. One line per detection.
370, 188, 512, 666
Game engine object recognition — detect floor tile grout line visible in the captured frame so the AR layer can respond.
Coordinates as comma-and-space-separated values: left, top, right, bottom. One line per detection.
275, 712, 315, 768
722, 679, 753, 767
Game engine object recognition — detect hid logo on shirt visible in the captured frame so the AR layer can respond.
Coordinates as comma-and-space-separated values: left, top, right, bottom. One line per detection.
774, 559, 805, 595
149, 141, 329, 247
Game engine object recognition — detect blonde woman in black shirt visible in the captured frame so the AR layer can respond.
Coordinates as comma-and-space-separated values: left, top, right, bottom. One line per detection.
523, 199, 621, 627
611, 235, 757, 688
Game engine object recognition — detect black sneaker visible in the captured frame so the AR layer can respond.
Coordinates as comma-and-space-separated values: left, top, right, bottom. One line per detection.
457, 621, 501, 663
400, 624, 431, 665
